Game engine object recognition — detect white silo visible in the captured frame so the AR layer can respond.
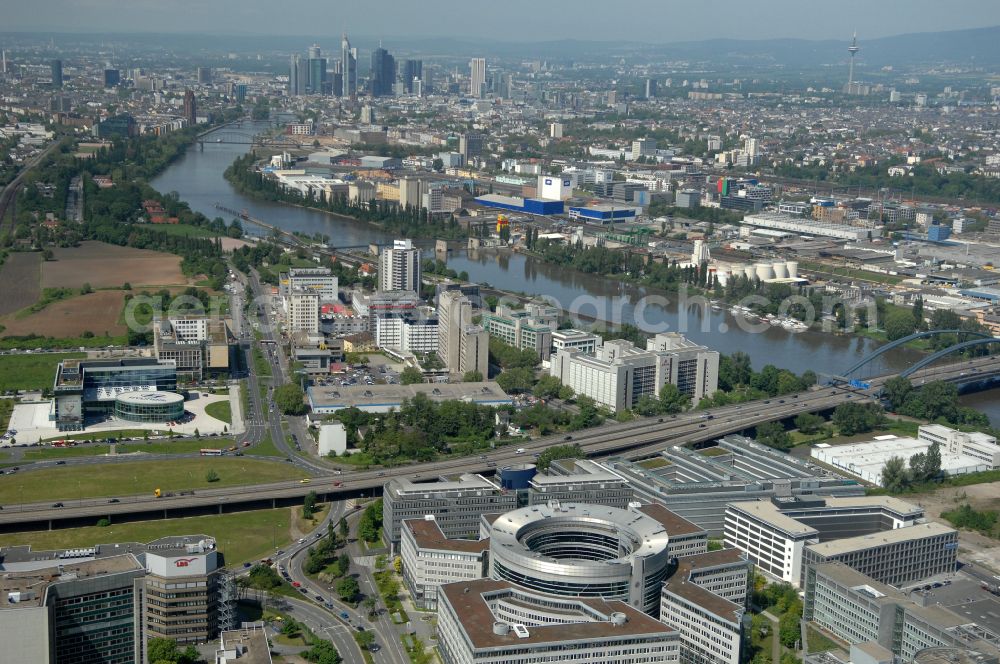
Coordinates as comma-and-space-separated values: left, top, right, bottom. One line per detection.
716, 268, 730, 286
786, 261, 799, 279
772, 261, 788, 279
755, 263, 774, 281
743, 265, 756, 280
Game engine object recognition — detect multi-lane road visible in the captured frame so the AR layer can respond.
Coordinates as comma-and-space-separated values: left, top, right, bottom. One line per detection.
3, 354, 998, 530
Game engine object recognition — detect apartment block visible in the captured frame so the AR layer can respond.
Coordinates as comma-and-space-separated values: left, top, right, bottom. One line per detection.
437, 289, 488, 376
482, 302, 558, 361
379, 239, 421, 292
287, 290, 320, 334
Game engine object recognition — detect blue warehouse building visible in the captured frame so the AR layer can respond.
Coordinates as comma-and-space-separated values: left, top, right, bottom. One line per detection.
475, 194, 564, 216
568, 205, 638, 224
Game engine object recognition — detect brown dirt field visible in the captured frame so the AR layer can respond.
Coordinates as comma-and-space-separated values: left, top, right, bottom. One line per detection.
41, 241, 186, 289
0, 252, 41, 317
220, 237, 253, 252
0, 290, 127, 338
911, 483, 1000, 574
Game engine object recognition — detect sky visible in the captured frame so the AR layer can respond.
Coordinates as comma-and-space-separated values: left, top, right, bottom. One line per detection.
4, 0, 1000, 43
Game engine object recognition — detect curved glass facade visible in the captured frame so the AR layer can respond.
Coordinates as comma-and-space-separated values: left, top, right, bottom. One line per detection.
114, 395, 184, 423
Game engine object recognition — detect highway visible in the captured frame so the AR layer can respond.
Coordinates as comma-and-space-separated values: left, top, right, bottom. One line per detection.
2, 354, 998, 530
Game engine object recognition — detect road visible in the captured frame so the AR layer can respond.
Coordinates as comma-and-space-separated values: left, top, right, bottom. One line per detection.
2, 354, 998, 528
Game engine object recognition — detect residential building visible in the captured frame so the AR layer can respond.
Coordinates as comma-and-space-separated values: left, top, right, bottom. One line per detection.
437, 290, 488, 376
482, 302, 557, 360
375, 313, 439, 354
723, 495, 927, 586
400, 516, 489, 610
382, 473, 517, 551
437, 579, 680, 664
550, 328, 601, 356
660, 549, 753, 664
379, 239, 421, 292
549, 332, 718, 412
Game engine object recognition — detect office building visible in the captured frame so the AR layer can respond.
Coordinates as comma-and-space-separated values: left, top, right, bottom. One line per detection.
527, 459, 635, 511
370, 46, 395, 97
400, 58, 422, 93
375, 313, 439, 354
660, 549, 753, 664
550, 122, 563, 138
341, 33, 357, 98
103, 68, 120, 88
549, 332, 718, 413
437, 289, 488, 376
608, 435, 866, 535
482, 302, 557, 361
400, 516, 489, 610
398, 177, 422, 209
197, 67, 212, 85
723, 495, 930, 586
488, 502, 672, 614
805, 563, 1000, 661
459, 132, 485, 163
153, 316, 233, 380
183, 89, 196, 126
437, 579, 680, 664
350, 289, 420, 319
281, 267, 339, 305
383, 473, 517, 551
378, 239, 421, 292
288, 54, 303, 96
550, 328, 601, 356
308, 56, 326, 94
52, 358, 178, 431
50, 59, 63, 87
287, 291, 320, 334
138, 536, 227, 655
632, 138, 657, 161
307, 381, 510, 415
469, 58, 486, 98
214, 623, 272, 664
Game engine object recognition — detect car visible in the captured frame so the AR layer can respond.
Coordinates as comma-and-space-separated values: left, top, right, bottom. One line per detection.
108, 498, 120, 504
52, 502, 64, 508
377, 471, 385, 477
299, 478, 311, 484
315, 595, 323, 602
369, 644, 380, 652
341, 611, 350, 620
243, 562, 252, 568
291, 581, 301, 588
356, 626, 366, 632
698, 424, 706, 428
298, 538, 305, 544
563, 435, 573, 441
55, 460, 66, 465
298, 587, 307, 593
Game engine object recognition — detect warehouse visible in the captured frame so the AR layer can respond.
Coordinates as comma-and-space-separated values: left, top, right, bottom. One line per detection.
568, 204, 639, 224
474, 194, 564, 216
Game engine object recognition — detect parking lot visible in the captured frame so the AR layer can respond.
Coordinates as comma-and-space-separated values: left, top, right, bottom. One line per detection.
312, 363, 401, 389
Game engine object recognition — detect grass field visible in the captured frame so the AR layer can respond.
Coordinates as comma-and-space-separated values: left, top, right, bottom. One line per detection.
205, 400, 232, 424
0, 352, 85, 392
0, 508, 294, 565
42, 428, 159, 442
0, 400, 13, 431
23, 438, 235, 460
0, 252, 41, 317
244, 433, 285, 458
0, 457, 306, 504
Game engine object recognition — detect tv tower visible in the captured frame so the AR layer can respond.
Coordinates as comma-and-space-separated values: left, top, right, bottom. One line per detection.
847, 32, 860, 87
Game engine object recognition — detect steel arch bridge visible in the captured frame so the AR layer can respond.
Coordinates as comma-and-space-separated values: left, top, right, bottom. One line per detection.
840, 329, 994, 379
899, 338, 1000, 379
199, 131, 303, 148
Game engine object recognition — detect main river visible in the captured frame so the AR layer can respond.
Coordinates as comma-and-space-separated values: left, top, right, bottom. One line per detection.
152, 121, 999, 423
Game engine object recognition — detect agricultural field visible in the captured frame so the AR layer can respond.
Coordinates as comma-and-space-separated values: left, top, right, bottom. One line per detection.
0, 457, 306, 504
41, 241, 185, 289
1, 290, 127, 338
0, 352, 85, 392
0, 252, 41, 317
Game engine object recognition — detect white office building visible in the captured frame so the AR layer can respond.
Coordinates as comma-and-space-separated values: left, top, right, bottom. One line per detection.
375, 313, 439, 355
400, 516, 489, 610
379, 239, 422, 293
284, 267, 338, 305
549, 332, 718, 412
550, 328, 602, 356
482, 303, 558, 361
287, 291, 320, 334
437, 579, 681, 664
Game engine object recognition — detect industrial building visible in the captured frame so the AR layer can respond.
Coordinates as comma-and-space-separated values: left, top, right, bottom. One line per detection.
812, 424, 1000, 485
568, 204, 639, 224
743, 212, 882, 241
474, 194, 565, 216
723, 495, 945, 586
549, 332, 718, 412
306, 381, 511, 414
605, 435, 866, 534
437, 579, 681, 664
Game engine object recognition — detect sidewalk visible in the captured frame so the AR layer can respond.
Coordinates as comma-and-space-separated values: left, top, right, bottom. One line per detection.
230, 381, 245, 436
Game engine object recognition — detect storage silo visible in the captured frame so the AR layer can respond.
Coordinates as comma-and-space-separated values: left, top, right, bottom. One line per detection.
772, 261, 788, 279
743, 265, 756, 280
755, 263, 774, 281
786, 261, 799, 279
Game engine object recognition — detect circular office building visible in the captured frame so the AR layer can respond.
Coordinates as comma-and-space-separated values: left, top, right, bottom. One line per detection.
488, 501, 671, 614
114, 391, 185, 423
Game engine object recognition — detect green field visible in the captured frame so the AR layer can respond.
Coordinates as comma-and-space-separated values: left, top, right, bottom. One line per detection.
135, 223, 222, 238
0, 508, 293, 565
0, 457, 306, 504
0, 352, 86, 392
23, 438, 235, 460
205, 400, 232, 424
42, 428, 158, 442
243, 432, 285, 458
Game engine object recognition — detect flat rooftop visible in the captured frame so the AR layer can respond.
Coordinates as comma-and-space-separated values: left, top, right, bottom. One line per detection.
636, 503, 707, 537
403, 518, 489, 554
662, 548, 749, 623
728, 495, 922, 538
0, 553, 143, 609
813, 436, 994, 480
308, 381, 511, 410
387, 473, 501, 498
217, 624, 272, 664
806, 521, 956, 557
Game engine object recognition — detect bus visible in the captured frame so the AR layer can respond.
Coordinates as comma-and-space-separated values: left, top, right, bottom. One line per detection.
200, 448, 224, 456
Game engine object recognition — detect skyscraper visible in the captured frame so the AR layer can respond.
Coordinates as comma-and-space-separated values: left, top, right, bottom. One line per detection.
308, 44, 321, 60
183, 89, 196, 126
197, 67, 212, 85
379, 239, 422, 292
400, 59, 423, 93
103, 68, 120, 88
50, 59, 63, 88
341, 33, 357, 98
437, 290, 489, 377
370, 45, 395, 97
459, 132, 485, 163
289, 54, 302, 96
469, 58, 486, 98
308, 56, 327, 94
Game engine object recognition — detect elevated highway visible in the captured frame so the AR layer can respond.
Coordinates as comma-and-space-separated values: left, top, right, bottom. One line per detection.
2, 355, 997, 532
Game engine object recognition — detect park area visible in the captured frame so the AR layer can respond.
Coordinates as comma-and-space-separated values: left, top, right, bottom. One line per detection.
41, 241, 186, 289
0, 457, 306, 504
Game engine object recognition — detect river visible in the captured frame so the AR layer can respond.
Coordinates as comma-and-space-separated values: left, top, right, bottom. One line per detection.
151, 121, 999, 419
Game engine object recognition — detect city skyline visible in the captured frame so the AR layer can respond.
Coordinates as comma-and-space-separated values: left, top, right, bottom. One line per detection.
3, 0, 1000, 42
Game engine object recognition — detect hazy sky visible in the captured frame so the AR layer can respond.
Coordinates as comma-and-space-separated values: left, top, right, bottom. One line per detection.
5, 0, 1000, 42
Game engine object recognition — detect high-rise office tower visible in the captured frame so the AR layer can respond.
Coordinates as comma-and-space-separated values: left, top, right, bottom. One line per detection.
308, 57, 327, 94
103, 68, 120, 88
308, 44, 321, 60
341, 33, 357, 98
437, 290, 489, 377
50, 59, 63, 88
379, 239, 422, 292
400, 59, 423, 93
470, 58, 486, 98
197, 67, 212, 85
289, 54, 301, 96
370, 45, 395, 97
183, 89, 197, 126
645, 77, 657, 99
459, 132, 485, 163
2, 50, 8, 75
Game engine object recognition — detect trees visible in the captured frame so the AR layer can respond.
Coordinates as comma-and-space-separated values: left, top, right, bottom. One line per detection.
356, 629, 376, 651
273, 383, 307, 415
793, 413, 826, 435
496, 367, 535, 393
535, 444, 584, 472
885, 309, 917, 341
336, 576, 360, 602
880, 456, 910, 493
339, 517, 349, 541
400, 366, 424, 385
882, 376, 913, 412
205, 469, 220, 483
912, 296, 925, 330
533, 375, 563, 399
832, 402, 885, 436
302, 639, 343, 664
146, 638, 199, 664
658, 383, 691, 414
462, 370, 483, 382
303, 490, 318, 519
755, 421, 792, 450
358, 499, 383, 543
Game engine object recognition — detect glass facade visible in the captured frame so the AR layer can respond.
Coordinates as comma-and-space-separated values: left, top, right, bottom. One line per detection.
114, 394, 184, 423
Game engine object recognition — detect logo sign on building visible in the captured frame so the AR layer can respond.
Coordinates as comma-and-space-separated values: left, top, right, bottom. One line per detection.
174, 558, 197, 568
544, 178, 553, 185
